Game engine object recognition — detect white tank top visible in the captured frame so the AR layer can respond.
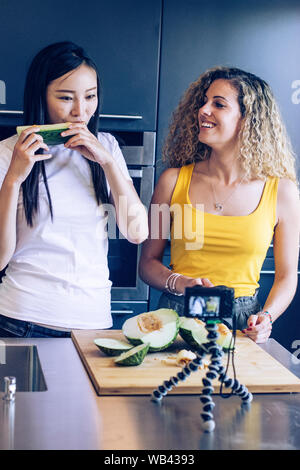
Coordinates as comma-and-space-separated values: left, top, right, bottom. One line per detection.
0, 132, 131, 329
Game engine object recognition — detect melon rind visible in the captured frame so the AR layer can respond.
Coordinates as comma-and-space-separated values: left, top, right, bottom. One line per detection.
179, 317, 208, 350
94, 338, 133, 356
115, 343, 150, 366
122, 308, 179, 352
179, 316, 234, 351
16, 123, 70, 146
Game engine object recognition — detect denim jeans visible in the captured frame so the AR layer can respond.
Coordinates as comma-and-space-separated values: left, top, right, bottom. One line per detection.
0, 314, 71, 338
157, 289, 261, 330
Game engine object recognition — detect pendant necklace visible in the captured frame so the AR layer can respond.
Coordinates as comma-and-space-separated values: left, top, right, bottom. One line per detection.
208, 161, 246, 212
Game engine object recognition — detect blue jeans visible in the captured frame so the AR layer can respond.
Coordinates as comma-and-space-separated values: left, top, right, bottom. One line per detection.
0, 314, 71, 338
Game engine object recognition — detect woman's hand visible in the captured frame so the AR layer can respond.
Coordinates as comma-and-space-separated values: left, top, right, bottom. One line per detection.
62, 123, 113, 167
7, 126, 52, 185
242, 312, 272, 343
175, 275, 214, 295
62, 123, 148, 243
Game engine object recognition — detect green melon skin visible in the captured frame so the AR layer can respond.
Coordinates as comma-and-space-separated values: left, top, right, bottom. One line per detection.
179, 316, 234, 352
115, 343, 150, 366
94, 338, 133, 356
122, 308, 179, 352
179, 317, 208, 350
16, 123, 70, 146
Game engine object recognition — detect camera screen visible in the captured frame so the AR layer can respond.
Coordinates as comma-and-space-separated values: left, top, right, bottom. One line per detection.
189, 295, 220, 317
184, 286, 235, 320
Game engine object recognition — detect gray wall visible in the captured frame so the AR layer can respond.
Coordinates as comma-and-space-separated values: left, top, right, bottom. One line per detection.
156, 0, 300, 180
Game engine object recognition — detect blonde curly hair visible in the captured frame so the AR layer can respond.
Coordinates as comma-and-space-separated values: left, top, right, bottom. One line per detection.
163, 66, 298, 185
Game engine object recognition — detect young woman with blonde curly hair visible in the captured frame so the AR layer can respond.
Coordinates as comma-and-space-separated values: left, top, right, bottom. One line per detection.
139, 66, 300, 343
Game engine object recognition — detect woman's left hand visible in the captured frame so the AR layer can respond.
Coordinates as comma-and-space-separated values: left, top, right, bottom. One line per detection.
62, 122, 112, 166
242, 312, 272, 343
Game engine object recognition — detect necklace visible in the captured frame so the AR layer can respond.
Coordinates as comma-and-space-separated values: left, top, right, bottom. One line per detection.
208, 161, 246, 212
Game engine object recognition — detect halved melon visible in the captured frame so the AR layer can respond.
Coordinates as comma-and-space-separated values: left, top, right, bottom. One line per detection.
122, 308, 179, 352
179, 317, 207, 349
179, 316, 234, 351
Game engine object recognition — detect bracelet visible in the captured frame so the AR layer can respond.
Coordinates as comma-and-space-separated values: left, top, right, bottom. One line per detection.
165, 272, 183, 296
262, 310, 273, 325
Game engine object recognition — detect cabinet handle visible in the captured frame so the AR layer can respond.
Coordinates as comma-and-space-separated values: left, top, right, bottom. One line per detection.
0, 110, 143, 119
128, 169, 143, 178
260, 270, 300, 274
100, 114, 142, 120
111, 310, 134, 315
0, 110, 23, 115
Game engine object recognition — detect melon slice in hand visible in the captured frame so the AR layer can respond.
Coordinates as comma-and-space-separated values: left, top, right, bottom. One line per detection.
17, 123, 70, 146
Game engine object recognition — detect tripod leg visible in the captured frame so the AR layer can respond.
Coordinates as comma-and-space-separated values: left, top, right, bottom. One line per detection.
218, 373, 253, 404
200, 346, 224, 431
151, 348, 207, 403
199, 322, 224, 432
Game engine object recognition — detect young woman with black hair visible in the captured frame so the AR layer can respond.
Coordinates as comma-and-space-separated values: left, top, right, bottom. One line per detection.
0, 41, 148, 337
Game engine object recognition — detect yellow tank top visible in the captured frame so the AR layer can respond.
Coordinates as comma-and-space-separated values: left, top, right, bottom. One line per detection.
170, 163, 278, 297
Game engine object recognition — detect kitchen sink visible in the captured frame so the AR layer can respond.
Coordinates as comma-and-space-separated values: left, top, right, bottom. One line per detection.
0, 345, 47, 392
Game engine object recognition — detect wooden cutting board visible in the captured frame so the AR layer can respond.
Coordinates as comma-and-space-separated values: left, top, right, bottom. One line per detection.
71, 329, 300, 395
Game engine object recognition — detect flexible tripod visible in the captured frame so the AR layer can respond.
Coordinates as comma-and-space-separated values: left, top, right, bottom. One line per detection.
151, 320, 253, 432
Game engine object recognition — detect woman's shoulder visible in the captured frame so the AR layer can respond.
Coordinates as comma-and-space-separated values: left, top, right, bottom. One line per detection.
277, 177, 299, 200
0, 134, 18, 153
151, 167, 182, 204
158, 163, 195, 182
0, 135, 18, 167
159, 166, 181, 179
157, 167, 181, 189
276, 177, 300, 221
97, 131, 126, 164
97, 131, 117, 149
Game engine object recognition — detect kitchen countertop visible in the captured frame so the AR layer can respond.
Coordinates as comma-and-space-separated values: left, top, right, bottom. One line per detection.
0, 336, 300, 450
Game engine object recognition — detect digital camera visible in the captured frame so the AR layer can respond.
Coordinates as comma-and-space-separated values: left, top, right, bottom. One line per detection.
184, 285, 235, 320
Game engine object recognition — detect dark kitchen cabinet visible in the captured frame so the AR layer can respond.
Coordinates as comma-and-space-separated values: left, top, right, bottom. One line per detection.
156, 0, 300, 180
110, 301, 148, 329
257, 248, 300, 355
0, 0, 162, 131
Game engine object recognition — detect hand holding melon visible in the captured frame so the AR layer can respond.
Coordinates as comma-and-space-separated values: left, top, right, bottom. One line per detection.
9, 125, 54, 184
60, 122, 113, 167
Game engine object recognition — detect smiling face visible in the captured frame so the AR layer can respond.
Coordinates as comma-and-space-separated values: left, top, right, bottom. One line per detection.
46, 63, 98, 125
198, 79, 243, 151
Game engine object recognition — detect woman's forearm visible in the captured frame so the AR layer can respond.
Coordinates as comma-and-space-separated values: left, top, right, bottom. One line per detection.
103, 160, 148, 244
262, 274, 298, 322
139, 256, 172, 291
139, 251, 207, 295
0, 174, 20, 269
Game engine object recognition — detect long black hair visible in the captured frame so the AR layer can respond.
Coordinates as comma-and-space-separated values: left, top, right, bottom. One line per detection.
22, 41, 109, 226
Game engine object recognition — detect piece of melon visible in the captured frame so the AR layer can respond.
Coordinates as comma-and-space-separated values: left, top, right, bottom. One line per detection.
16, 123, 70, 146
115, 343, 150, 366
179, 316, 234, 351
122, 308, 179, 352
179, 317, 208, 349
94, 338, 133, 356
